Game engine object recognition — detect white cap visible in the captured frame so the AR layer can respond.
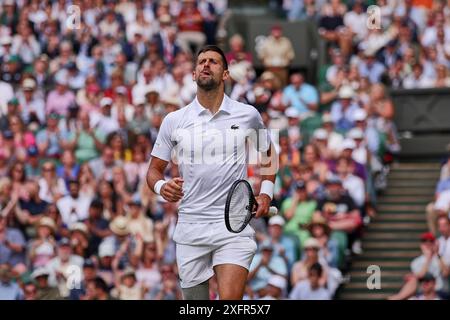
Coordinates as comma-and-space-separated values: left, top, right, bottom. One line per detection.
229, 63, 248, 82
338, 85, 355, 99
100, 97, 113, 107
269, 215, 285, 227
98, 241, 115, 258
341, 138, 356, 150
348, 128, 364, 140
22, 78, 36, 90
267, 275, 287, 290
115, 86, 127, 95
254, 87, 265, 97
133, 96, 146, 106
55, 71, 68, 86
303, 238, 321, 249
353, 108, 367, 121
313, 128, 328, 140
322, 113, 333, 123
285, 107, 300, 118
31, 267, 50, 279
1, 35, 12, 46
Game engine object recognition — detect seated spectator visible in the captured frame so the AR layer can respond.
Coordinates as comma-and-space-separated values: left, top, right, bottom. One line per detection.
31, 267, 61, 300
389, 232, 449, 300
257, 25, 295, 86
281, 181, 317, 248
264, 216, 298, 270
0, 215, 26, 276
306, 215, 340, 269
258, 275, 287, 300
56, 150, 80, 188
38, 161, 68, 204
18, 180, 49, 228
111, 267, 144, 300
330, 86, 361, 133
409, 273, 443, 300
69, 222, 90, 258
176, 0, 206, 55
291, 238, 328, 288
56, 179, 92, 229
28, 217, 57, 270
126, 197, 154, 244
248, 240, 288, 296
289, 263, 331, 300
45, 237, 84, 298
226, 34, 253, 65
336, 156, 365, 208
65, 111, 106, 163
403, 63, 434, 89
135, 241, 162, 293
145, 263, 183, 300
282, 73, 319, 118
315, 176, 362, 257
0, 263, 23, 300
45, 74, 76, 117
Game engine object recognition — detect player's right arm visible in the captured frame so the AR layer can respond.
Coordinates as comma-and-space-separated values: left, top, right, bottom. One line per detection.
146, 112, 184, 202
146, 157, 184, 202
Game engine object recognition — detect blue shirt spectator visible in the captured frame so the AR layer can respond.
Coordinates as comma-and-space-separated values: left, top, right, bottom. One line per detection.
282, 73, 319, 116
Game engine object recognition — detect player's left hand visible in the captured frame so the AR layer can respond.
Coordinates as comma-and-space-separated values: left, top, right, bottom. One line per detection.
254, 194, 271, 218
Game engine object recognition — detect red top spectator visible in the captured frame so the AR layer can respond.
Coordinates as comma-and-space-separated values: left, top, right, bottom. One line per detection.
177, 0, 204, 33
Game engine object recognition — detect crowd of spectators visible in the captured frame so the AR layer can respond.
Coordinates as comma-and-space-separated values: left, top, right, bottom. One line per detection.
386, 156, 450, 300
0, 0, 448, 300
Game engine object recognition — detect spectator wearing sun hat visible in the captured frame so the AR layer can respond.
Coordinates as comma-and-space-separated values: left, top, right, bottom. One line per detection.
32, 267, 62, 300
266, 215, 298, 270
29, 217, 57, 270
248, 240, 288, 296
306, 215, 339, 269
330, 85, 361, 133
321, 113, 344, 157
258, 275, 287, 300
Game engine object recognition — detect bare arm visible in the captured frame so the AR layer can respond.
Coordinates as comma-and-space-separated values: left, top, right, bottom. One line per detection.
146, 157, 184, 202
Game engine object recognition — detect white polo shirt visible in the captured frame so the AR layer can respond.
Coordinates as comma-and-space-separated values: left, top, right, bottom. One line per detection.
151, 94, 271, 223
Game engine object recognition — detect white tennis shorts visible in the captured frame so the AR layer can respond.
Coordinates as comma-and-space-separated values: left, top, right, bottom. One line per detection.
173, 221, 257, 289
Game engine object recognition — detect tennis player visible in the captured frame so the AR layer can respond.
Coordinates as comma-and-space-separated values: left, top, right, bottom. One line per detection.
147, 45, 277, 300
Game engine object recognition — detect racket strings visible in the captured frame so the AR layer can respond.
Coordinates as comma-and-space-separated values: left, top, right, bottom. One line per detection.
228, 182, 252, 232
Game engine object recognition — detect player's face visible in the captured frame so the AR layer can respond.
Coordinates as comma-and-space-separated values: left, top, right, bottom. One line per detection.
193, 51, 229, 91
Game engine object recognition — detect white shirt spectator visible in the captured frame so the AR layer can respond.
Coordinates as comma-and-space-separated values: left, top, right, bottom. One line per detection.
38, 177, 68, 204
0, 80, 14, 116
434, 189, 450, 212
403, 74, 434, 89
289, 280, 331, 300
56, 194, 92, 228
341, 173, 365, 207
438, 235, 450, 266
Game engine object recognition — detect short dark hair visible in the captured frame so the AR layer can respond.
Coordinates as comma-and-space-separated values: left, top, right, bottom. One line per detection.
93, 276, 109, 293
196, 45, 228, 70
309, 262, 323, 277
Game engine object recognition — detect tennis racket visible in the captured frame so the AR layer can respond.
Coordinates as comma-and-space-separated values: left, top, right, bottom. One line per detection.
224, 179, 278, 233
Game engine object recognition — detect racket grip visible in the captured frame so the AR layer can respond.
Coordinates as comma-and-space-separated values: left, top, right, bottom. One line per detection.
269, 206, 278, 216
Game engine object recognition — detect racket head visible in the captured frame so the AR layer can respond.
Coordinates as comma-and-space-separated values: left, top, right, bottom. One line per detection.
225, 179, 256, 233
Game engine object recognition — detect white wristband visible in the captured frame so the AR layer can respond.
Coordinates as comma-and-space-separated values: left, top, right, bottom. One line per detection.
154, 180, 167, 195
260, 180, 274, 200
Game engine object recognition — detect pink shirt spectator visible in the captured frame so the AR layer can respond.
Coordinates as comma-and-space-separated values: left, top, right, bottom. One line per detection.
46, 90, 76, 116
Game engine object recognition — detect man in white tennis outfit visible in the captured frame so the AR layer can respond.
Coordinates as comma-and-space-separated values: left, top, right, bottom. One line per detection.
147, 46, 277, 300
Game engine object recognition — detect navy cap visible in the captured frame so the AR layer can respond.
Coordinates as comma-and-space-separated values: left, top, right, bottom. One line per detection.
294, 180, 307, 190
3, 130, 13, 139
83, 258, 96, 269
27, 145, 39, 157
58, 237, 71, 246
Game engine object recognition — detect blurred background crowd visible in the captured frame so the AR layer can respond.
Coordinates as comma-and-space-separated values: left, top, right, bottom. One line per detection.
0, 0, 449, 300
